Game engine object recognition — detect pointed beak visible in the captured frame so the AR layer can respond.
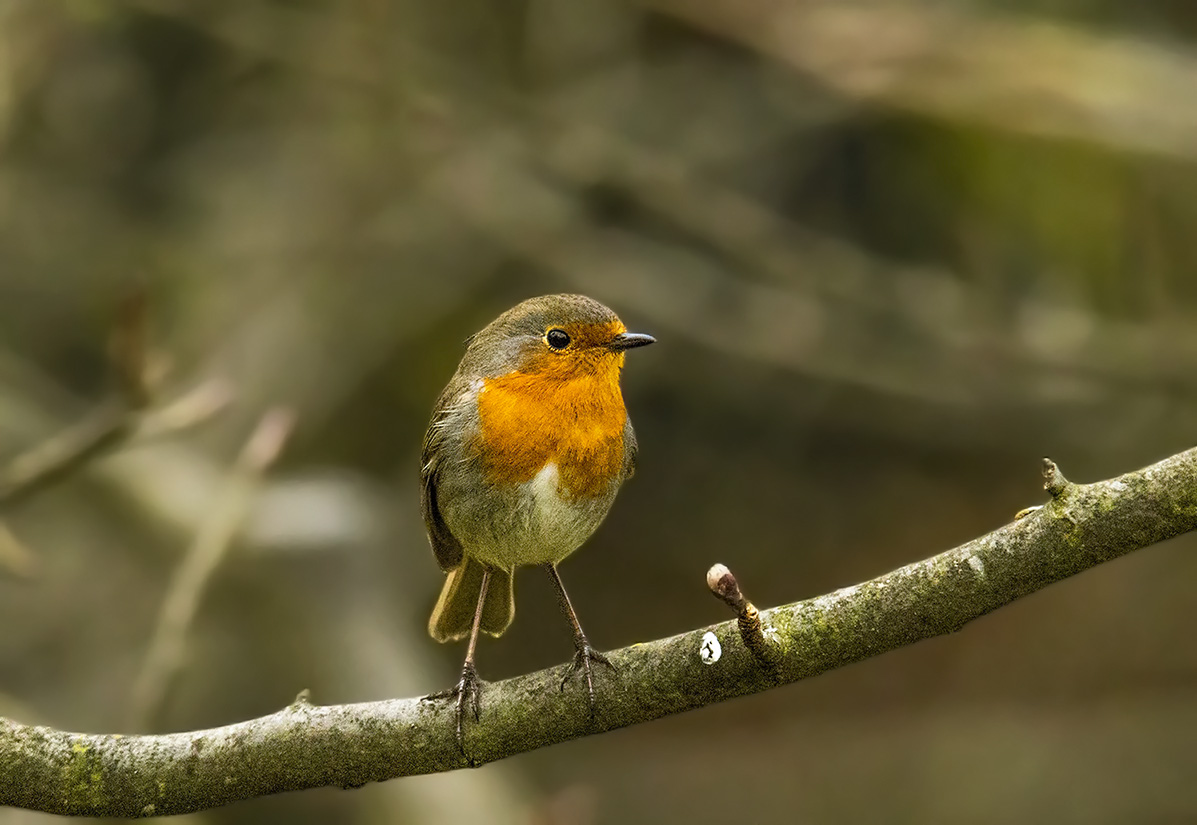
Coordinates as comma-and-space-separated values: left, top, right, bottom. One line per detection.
607, 331, 656, 351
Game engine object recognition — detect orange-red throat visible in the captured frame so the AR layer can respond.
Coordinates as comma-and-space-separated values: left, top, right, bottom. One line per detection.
475, 320, 630, 498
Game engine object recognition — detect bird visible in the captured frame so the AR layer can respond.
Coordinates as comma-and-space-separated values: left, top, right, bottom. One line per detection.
420, 294, 655, 745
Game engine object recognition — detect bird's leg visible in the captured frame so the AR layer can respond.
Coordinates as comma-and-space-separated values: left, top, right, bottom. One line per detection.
545, 563, 615, 716
426, 568, 489, 754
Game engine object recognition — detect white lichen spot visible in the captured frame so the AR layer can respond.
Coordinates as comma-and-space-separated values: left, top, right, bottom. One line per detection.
967, 555, 985, 576
1110, 480, 1126, 492
699, 632, 721, 665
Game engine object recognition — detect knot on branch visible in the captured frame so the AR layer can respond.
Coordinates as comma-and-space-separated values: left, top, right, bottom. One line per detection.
706, 564, 779, 667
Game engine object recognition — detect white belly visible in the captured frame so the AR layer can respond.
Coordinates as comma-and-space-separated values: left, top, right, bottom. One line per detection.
528, 462, 572, 531
447, 460, 617, 571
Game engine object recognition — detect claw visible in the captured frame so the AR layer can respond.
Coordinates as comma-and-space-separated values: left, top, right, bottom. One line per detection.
560, 638, 616, 720
424, 661, 482, 757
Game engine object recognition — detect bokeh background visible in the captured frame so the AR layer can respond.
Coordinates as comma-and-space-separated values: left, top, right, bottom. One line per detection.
1, 1, 1195, 822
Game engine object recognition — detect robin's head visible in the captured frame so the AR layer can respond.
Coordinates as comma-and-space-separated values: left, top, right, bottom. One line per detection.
466, 294, 655, 382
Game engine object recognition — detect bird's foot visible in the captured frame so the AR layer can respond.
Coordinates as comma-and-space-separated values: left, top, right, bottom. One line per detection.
424, 660, 482, 756
560, 637, 616, 720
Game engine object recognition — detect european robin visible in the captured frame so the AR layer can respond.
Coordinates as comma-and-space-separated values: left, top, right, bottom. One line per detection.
421, 294, 654, 744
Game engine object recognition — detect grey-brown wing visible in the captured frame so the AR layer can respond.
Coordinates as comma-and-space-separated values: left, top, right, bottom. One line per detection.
622, 415, 639, 480
421, 384, 465, 572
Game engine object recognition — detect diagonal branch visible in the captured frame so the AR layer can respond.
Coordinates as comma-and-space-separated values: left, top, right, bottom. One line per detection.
0, 282, 231, 509
126, 408, 297, 732
1, 447, 1195, 817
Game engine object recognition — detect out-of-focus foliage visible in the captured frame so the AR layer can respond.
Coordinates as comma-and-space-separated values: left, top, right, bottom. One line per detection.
0, 1, 1195, 823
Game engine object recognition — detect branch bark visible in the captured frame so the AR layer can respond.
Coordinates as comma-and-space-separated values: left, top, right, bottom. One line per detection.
2, 448, 1195, 817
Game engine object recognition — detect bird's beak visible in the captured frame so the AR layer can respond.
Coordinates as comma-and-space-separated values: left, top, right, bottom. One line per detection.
607, 331, 656, 351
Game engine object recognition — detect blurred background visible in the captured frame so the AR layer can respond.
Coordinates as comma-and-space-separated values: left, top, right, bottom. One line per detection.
0, 0, 1195, 822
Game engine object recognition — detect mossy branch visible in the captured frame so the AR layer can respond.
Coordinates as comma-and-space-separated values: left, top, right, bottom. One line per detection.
2, 447, 1196, 817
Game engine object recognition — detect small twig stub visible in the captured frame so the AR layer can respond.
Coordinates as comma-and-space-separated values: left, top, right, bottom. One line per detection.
1042, 457, 1071, 498
706, 563, 779, 666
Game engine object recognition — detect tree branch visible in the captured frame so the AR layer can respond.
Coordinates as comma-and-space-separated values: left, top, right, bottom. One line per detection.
2, 447, 1195, 817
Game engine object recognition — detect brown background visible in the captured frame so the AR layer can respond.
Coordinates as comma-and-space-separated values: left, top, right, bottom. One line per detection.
0, 1, 1195, 823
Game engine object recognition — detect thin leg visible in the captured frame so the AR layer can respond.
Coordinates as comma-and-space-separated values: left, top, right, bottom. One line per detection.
545, 563, 615, 716
462, 568, 489, 670
428, 567, 490, 754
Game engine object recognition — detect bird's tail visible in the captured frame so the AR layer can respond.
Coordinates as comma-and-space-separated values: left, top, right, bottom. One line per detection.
428, 557, 514, 643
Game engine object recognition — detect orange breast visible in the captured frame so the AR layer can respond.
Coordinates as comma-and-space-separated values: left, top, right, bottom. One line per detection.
475, 368, 626, 499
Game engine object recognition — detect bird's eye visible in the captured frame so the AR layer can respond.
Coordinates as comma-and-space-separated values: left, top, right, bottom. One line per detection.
546, 328, 571, 350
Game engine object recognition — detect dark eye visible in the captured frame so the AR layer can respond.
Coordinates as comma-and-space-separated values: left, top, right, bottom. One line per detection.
546, 328, 571, 350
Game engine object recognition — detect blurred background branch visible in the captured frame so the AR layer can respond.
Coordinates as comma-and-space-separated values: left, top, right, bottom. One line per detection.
127, 407, 295, 733
649, 0, 1197, 161
0, 286, 230, 506
0, 521, 36, 580
0, 381, 230, 507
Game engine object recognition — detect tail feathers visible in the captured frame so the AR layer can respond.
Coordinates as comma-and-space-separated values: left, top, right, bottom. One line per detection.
480, 566, 514, 638
428, 558, 514, 643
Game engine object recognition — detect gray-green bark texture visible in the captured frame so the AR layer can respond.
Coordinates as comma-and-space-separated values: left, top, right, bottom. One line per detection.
2, 449, 1195, 817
